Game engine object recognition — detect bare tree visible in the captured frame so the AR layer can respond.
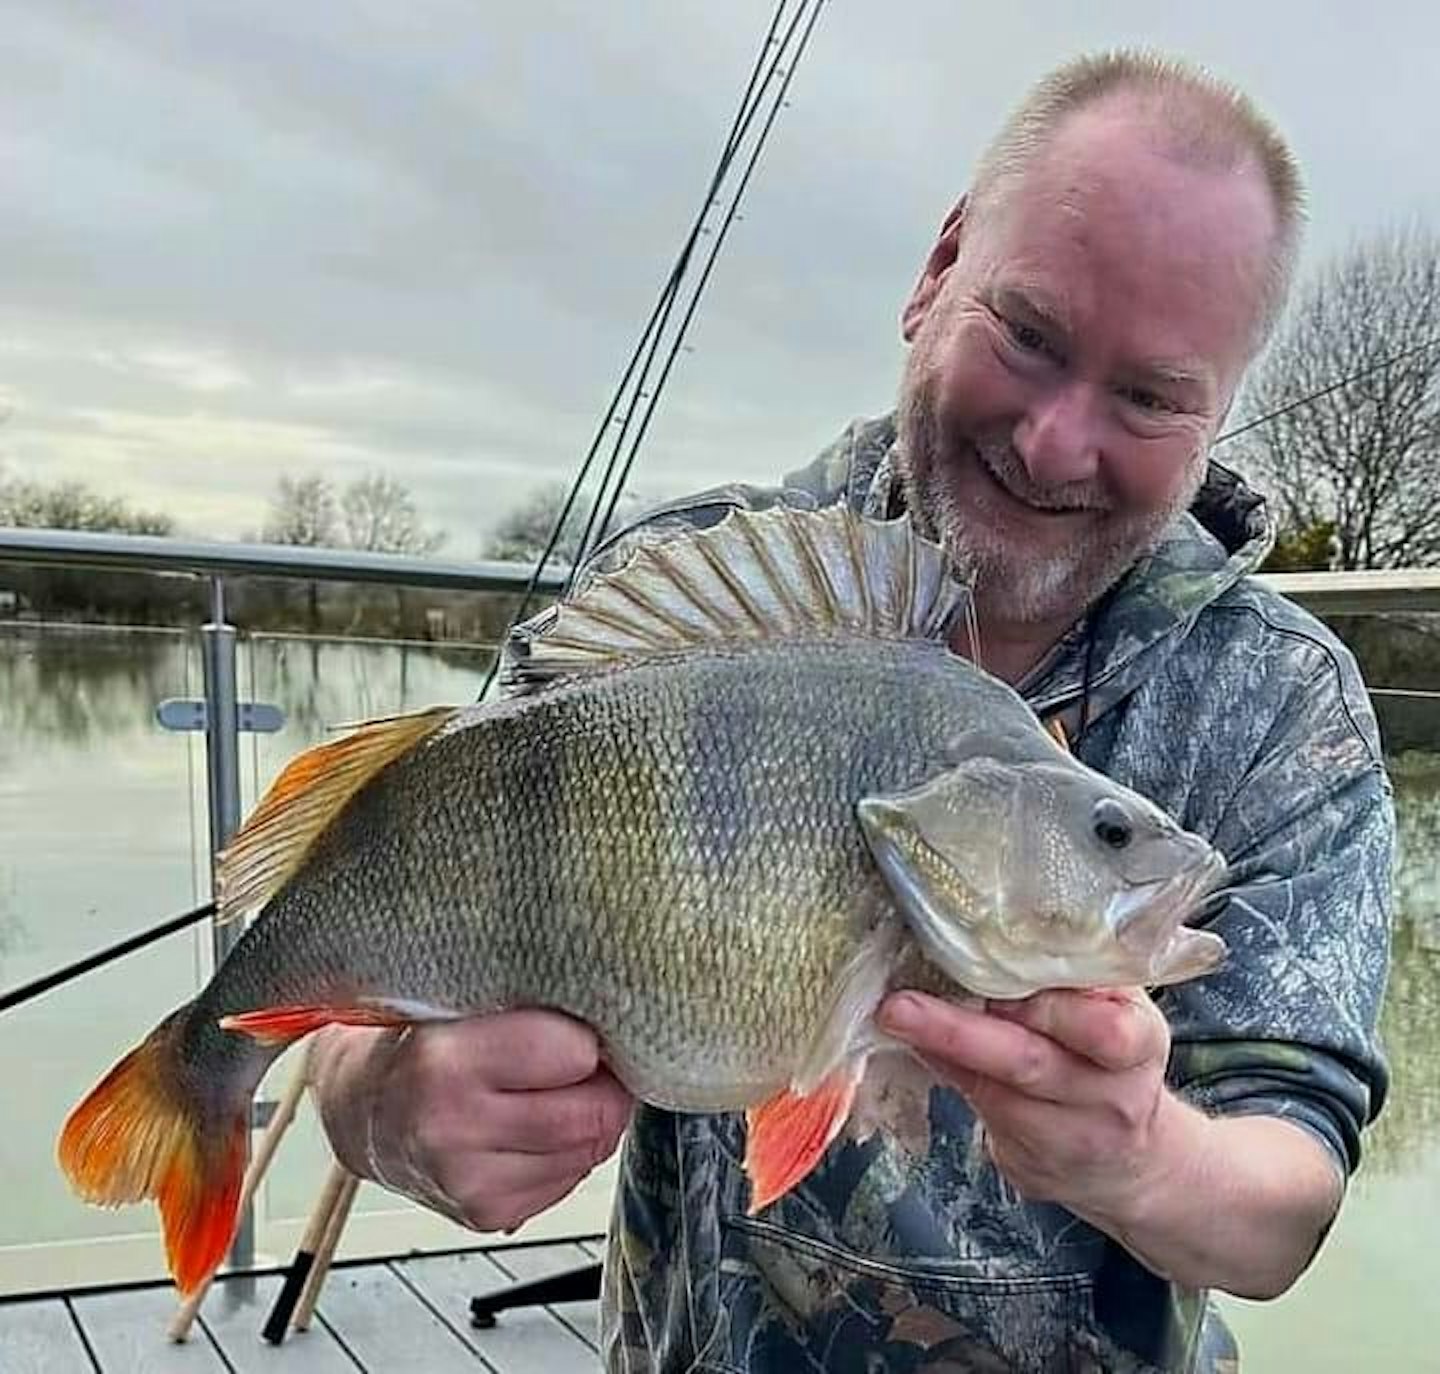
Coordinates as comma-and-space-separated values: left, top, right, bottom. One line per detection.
1233, 225, 1440, 569
262, 474, 339, 547
0, 471, 173, 535
341, 472, 446, 555
480, 482, 645, 565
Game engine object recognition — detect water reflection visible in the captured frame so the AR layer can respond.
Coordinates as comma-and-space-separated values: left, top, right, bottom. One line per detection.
1365, 756, 1440, 1176
0, 627, 185, 752
247, 634, 487, 738
0, 866, 25, 961
0, 625, 1438, 1175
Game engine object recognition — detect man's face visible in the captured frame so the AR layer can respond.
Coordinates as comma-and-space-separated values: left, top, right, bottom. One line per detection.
896, 102, 1277, 629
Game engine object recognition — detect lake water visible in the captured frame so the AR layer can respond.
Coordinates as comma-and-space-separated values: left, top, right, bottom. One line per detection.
0, 623, 1436, 1369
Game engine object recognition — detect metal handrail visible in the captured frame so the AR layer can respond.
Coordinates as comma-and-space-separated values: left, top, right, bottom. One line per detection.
0, 526, 569, 593
1256, 567, 1440, 616
5, 524, 1440, 614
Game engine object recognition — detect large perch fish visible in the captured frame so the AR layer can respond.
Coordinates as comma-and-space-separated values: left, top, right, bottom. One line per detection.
58, 505, 1227, 1294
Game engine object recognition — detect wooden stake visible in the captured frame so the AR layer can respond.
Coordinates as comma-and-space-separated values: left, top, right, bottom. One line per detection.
167, 1057, 310, 1342
261, 1159, 351, 1344
291, 1170, 361, 1331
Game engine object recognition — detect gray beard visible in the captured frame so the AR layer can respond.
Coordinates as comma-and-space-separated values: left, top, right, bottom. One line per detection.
894, 371, 1204, 628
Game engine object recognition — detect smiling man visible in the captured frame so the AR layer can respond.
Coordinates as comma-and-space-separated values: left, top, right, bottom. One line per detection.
308, 49, 1393, 1372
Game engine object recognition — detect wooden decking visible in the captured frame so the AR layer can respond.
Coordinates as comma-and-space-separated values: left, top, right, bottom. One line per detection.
0, 1240, 604, 1373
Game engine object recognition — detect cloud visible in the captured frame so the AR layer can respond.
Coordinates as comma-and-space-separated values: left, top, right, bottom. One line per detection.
2, 0, 1438, 553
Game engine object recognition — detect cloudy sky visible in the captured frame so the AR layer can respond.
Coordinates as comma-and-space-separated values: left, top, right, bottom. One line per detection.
3, 1, 1438, 554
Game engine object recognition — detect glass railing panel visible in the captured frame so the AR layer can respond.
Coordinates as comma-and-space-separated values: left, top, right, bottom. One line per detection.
1219, 608, 1439, 1371
0, 617, 211, 1290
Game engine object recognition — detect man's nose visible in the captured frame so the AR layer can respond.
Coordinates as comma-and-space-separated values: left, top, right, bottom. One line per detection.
1013, 383, 1101, 485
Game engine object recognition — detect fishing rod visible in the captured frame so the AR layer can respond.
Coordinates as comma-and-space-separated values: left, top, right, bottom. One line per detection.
477, 0, 821, 698
584, 0, 828, 566
0, 900, 217, 1016
565, 0, 819, 581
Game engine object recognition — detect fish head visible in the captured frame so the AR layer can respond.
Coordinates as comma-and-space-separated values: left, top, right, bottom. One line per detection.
857, 755, 1228, 999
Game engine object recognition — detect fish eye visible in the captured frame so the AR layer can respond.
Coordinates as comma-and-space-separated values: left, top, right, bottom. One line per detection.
1092, 798, 1133, 850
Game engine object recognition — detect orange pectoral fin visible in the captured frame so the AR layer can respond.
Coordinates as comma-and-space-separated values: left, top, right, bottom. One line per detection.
743, 1065, 861, 1214
219, 1004, 412, 1047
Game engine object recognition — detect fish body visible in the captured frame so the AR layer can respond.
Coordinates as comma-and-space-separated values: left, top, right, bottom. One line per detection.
190, 636, 1040, 1108
58, 506, 1228, 1294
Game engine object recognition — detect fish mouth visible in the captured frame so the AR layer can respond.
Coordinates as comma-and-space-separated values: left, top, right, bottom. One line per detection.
1108, 848, 1229, 952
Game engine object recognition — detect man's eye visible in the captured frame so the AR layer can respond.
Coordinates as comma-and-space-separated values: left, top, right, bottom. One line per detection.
1005, 319, 1050, 354
1121, 386, 1173, 413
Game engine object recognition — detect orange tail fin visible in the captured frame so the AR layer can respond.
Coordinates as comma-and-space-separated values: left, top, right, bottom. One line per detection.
743, 1063, 863, 1214
57, 1009, 248, 1295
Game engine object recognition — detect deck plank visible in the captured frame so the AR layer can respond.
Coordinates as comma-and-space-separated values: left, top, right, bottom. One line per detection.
488, 1243, 601, 1350
315, 1263, 482, 1372
197, 1275, 358, 1373
72, 1288, 227, 1373
397, 1249, 598, 1374
0, 1298, 95, 1374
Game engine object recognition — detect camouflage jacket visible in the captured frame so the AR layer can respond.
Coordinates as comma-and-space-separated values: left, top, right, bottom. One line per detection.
540, 413, 1395, 1373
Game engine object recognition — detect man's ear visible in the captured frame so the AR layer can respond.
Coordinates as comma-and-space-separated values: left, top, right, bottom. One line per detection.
900, 196, 968, 342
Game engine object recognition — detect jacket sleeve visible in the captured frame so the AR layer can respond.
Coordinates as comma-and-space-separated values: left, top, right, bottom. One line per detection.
1159, 645, 1395, 1179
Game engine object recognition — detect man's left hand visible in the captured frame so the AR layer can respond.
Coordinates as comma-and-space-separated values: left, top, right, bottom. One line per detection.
877, 986, 1180, 1225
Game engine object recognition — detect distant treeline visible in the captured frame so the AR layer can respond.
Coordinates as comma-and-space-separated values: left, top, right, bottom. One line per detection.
0, 468, 551, 642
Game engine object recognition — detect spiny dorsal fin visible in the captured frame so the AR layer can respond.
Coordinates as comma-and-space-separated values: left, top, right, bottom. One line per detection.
508, 505, 969, 686
215, 706, 457, 926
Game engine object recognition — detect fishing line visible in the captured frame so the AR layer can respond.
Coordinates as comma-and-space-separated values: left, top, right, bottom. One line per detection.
478, 0, 791, 684
568, 0, 822, 577
1216, 333, 1440, 445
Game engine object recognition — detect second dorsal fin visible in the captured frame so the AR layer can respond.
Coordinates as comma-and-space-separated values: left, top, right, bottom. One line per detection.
215, 706, 458, 926
508, 504, 970, 686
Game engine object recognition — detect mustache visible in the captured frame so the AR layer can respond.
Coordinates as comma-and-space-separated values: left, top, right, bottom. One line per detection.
973, 439, 1112, 513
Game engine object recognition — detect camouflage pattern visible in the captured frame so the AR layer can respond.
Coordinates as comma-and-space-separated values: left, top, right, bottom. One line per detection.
524, 414, 1393, 1373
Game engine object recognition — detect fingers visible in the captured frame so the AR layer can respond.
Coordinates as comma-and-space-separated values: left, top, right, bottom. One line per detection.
485, 1069, 634, 1156
383, 1139, 607, 1234
880, 994, 1074, 1100
454, 1163, 601, 1236
311, 1009, 636, 1238
421, 1009, 606, 1091
878, 988, 1169, 1102
448, 1144, 609, 1231
989, 988, 1168, 1072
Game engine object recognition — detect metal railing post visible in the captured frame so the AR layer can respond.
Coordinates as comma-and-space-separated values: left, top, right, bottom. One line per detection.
199, 574, 252, 1271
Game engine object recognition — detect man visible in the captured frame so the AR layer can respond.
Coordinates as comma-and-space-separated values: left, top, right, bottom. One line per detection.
309, 49, 1392, 1371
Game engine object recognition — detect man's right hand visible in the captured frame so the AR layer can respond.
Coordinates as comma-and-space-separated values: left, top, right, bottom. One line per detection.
307, 1009, 634, 1234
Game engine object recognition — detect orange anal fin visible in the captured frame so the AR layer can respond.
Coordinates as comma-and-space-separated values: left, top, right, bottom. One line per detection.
219, 1004, 411, 1047
743, 1065, 861, 1214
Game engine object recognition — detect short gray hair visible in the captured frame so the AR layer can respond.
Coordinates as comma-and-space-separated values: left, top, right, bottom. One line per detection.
970, 49, 1305, 351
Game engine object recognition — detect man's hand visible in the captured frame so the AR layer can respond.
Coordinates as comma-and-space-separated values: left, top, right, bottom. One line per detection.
308, 1010, 634, 1234
877, 987, 1344, 1299
878, 986, 1173, 1221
